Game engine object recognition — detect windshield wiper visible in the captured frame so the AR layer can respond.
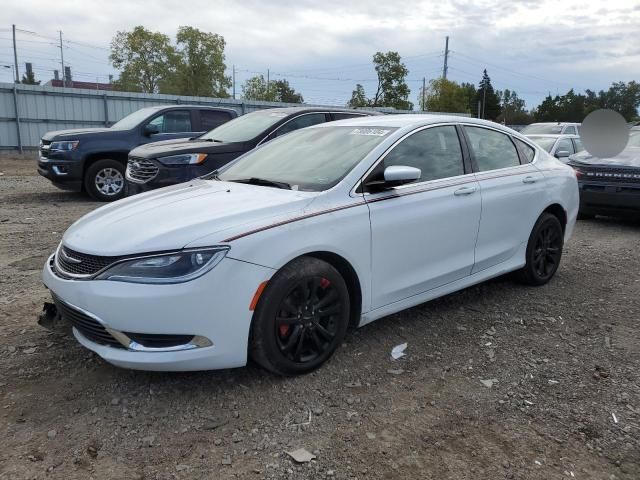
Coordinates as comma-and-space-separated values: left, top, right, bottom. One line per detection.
229, 177, 291, 190
201, 138, 222, 142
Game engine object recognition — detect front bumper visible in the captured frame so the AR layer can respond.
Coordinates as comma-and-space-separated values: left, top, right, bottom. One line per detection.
37, 154, 83, 191
578, 182, 640, 216
42, 254, 273, 371
126, 159, 210, 193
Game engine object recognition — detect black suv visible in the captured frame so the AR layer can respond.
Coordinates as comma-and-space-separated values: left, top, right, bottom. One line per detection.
38, 105, 237, 201
126, 107, 379, 195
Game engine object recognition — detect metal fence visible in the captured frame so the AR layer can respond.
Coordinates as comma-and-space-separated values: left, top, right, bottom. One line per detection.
0, 82, 469, 151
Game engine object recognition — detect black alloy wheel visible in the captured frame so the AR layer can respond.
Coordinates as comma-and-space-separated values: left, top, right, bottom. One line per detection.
517, 212, 564, 286
250, 257, 350, 375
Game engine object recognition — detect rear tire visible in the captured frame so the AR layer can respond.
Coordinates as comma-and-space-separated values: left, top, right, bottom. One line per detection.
250, 257, 350, 376
516, 213, 564, 286
84, 159, 126, 202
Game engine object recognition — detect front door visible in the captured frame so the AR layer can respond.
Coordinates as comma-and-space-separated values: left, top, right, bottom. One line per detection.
365, 125, 482, 309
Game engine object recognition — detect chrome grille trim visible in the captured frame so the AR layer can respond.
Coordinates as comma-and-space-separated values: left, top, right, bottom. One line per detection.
54, 245, 124, 279
126, 157, 159, 184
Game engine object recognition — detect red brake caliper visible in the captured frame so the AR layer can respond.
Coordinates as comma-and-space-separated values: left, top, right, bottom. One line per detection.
320, 277, 331, 289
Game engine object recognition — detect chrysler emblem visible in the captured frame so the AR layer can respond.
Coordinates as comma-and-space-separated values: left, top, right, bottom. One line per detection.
60, 249, 82, 264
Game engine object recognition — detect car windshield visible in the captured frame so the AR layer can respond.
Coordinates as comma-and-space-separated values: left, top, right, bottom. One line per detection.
629, 132, 640, 148
200, 110, 289, 143
110, 107, 163, 130
520, 124, 564, 135
528, 137, 557, 152
217, 126, 396, 191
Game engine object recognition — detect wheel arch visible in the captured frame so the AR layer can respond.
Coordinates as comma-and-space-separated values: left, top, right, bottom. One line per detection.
541, 203, 567, 233
82, 151, 129, 185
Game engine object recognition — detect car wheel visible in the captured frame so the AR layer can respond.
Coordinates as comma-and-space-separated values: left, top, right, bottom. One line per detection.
250, 257, 350, 376
84, 159, 126, 202
517, 212, 564, 286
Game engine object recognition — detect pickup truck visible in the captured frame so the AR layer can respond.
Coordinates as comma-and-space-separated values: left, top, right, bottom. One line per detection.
37, 105, 237, 201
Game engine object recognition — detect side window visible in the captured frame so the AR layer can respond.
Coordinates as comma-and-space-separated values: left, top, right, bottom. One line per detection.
513, 138, 536, 163
200, 110, 232, 131
148, 110, 192, 133
573, 138, 584, 152
564, 126, 577, 135
465, 126, 521, 172
556, 138, 575, 155
274, 113, 327, 137
382, 126, 465, 183
332, 113, 366, 121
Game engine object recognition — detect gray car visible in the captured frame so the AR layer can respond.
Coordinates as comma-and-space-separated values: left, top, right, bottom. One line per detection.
526, 134, 584, 161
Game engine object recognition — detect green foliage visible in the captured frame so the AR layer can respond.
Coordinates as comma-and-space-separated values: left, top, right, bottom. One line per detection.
348, 84, 369, 108
349, 52, 413, 110
460, 82, 477, 116
241, 76, 303, 103
21, 70, 40, 85
475, 69, 501, 120
497, 89, 532, 124
160, 26, 230, 97
110, 26, 175, 93
418, 78, 468, 113
533, 82, 640, 122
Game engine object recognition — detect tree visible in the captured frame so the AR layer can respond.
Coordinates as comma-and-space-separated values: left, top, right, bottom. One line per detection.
497, 89, 532, 124
110, 26, 177, 93
460, 82, 477, 116
348, 84, 369, 108
371, 51, 413, 110
418, 78, 468, 113
160, 26, 230, 97
241, 75, 303, 102
271, 79, 303, 103
21, 70, 40, 85
475, 69, 501, 120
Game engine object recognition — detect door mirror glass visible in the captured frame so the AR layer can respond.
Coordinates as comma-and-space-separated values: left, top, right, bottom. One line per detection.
383, 165, 421, 186
144, 123, 160, 136
555, 149, 571, 158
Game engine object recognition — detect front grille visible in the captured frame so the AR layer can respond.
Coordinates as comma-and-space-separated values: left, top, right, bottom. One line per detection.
52, 294, 124, 348
126, 157, 159, 184
55, 246, 123, 278
581, 166, 640, 184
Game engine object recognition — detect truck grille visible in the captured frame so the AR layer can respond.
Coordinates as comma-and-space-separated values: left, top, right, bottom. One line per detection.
52, 294, 124, 348
55, 246, 123, 278
581, 167, 640, 184
126, 157, 159, 184
40, 139, 52, 158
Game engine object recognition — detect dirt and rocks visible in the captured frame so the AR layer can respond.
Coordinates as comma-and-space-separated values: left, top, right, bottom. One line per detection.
1, 155, 639, 479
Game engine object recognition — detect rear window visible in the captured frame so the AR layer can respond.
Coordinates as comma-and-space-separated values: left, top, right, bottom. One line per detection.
514, 138, 536, 163
520, 124, 564, 135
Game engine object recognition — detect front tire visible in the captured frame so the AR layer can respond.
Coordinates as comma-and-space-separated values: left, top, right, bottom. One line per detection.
84, 159, 126, 202
250, 257, 350, 376
516, 213, 564, 286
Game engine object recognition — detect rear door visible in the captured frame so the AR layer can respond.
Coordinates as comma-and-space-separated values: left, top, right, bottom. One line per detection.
366, 124, 482, 308
463, 125, 546, 273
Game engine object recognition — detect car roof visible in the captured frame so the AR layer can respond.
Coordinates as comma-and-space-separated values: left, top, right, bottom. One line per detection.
526, 122, 580, 125
525, 134, 580, 139
249, 106, 382, 116
313, 114, 515, 132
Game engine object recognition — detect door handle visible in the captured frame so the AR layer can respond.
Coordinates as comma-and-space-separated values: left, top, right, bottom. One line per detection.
522, 176, 537, 184
454, 186, 477, 196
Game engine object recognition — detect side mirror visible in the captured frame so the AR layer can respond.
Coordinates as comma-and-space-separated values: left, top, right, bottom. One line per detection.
555, 150, 570, 158
364, 165, 421, 191
144, 124, 160, 136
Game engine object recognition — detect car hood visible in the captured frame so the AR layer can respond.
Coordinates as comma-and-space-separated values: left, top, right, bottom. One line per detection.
42, 128, 114, 141
569, 147, 640, 168
62, 179, 317, 256
130, 138, 246, 159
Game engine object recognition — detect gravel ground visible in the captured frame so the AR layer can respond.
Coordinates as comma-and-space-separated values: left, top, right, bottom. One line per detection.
1, 156, 639, 480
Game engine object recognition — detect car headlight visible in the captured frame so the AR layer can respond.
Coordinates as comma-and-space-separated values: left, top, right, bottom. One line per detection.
157, 153, 208, 166
50, 140, 79, 151
94, 247, 229, 284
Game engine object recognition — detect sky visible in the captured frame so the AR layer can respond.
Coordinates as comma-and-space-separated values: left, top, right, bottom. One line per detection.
1, 0, 639, 111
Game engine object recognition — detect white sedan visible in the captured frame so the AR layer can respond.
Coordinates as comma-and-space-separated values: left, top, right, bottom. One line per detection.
41, 115, 579, 375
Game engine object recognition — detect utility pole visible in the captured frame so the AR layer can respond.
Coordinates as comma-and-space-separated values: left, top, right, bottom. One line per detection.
266, 69, 270, 99
232, 64, 236, 99
482, 85, 486, 119
442, 36, 449, 80
12, 24, 19, 83
58, 31, 65, 87
421, 77, 426, 111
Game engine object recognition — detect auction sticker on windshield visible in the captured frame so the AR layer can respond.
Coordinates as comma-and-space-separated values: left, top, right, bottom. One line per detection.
350, 128, 391, 136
